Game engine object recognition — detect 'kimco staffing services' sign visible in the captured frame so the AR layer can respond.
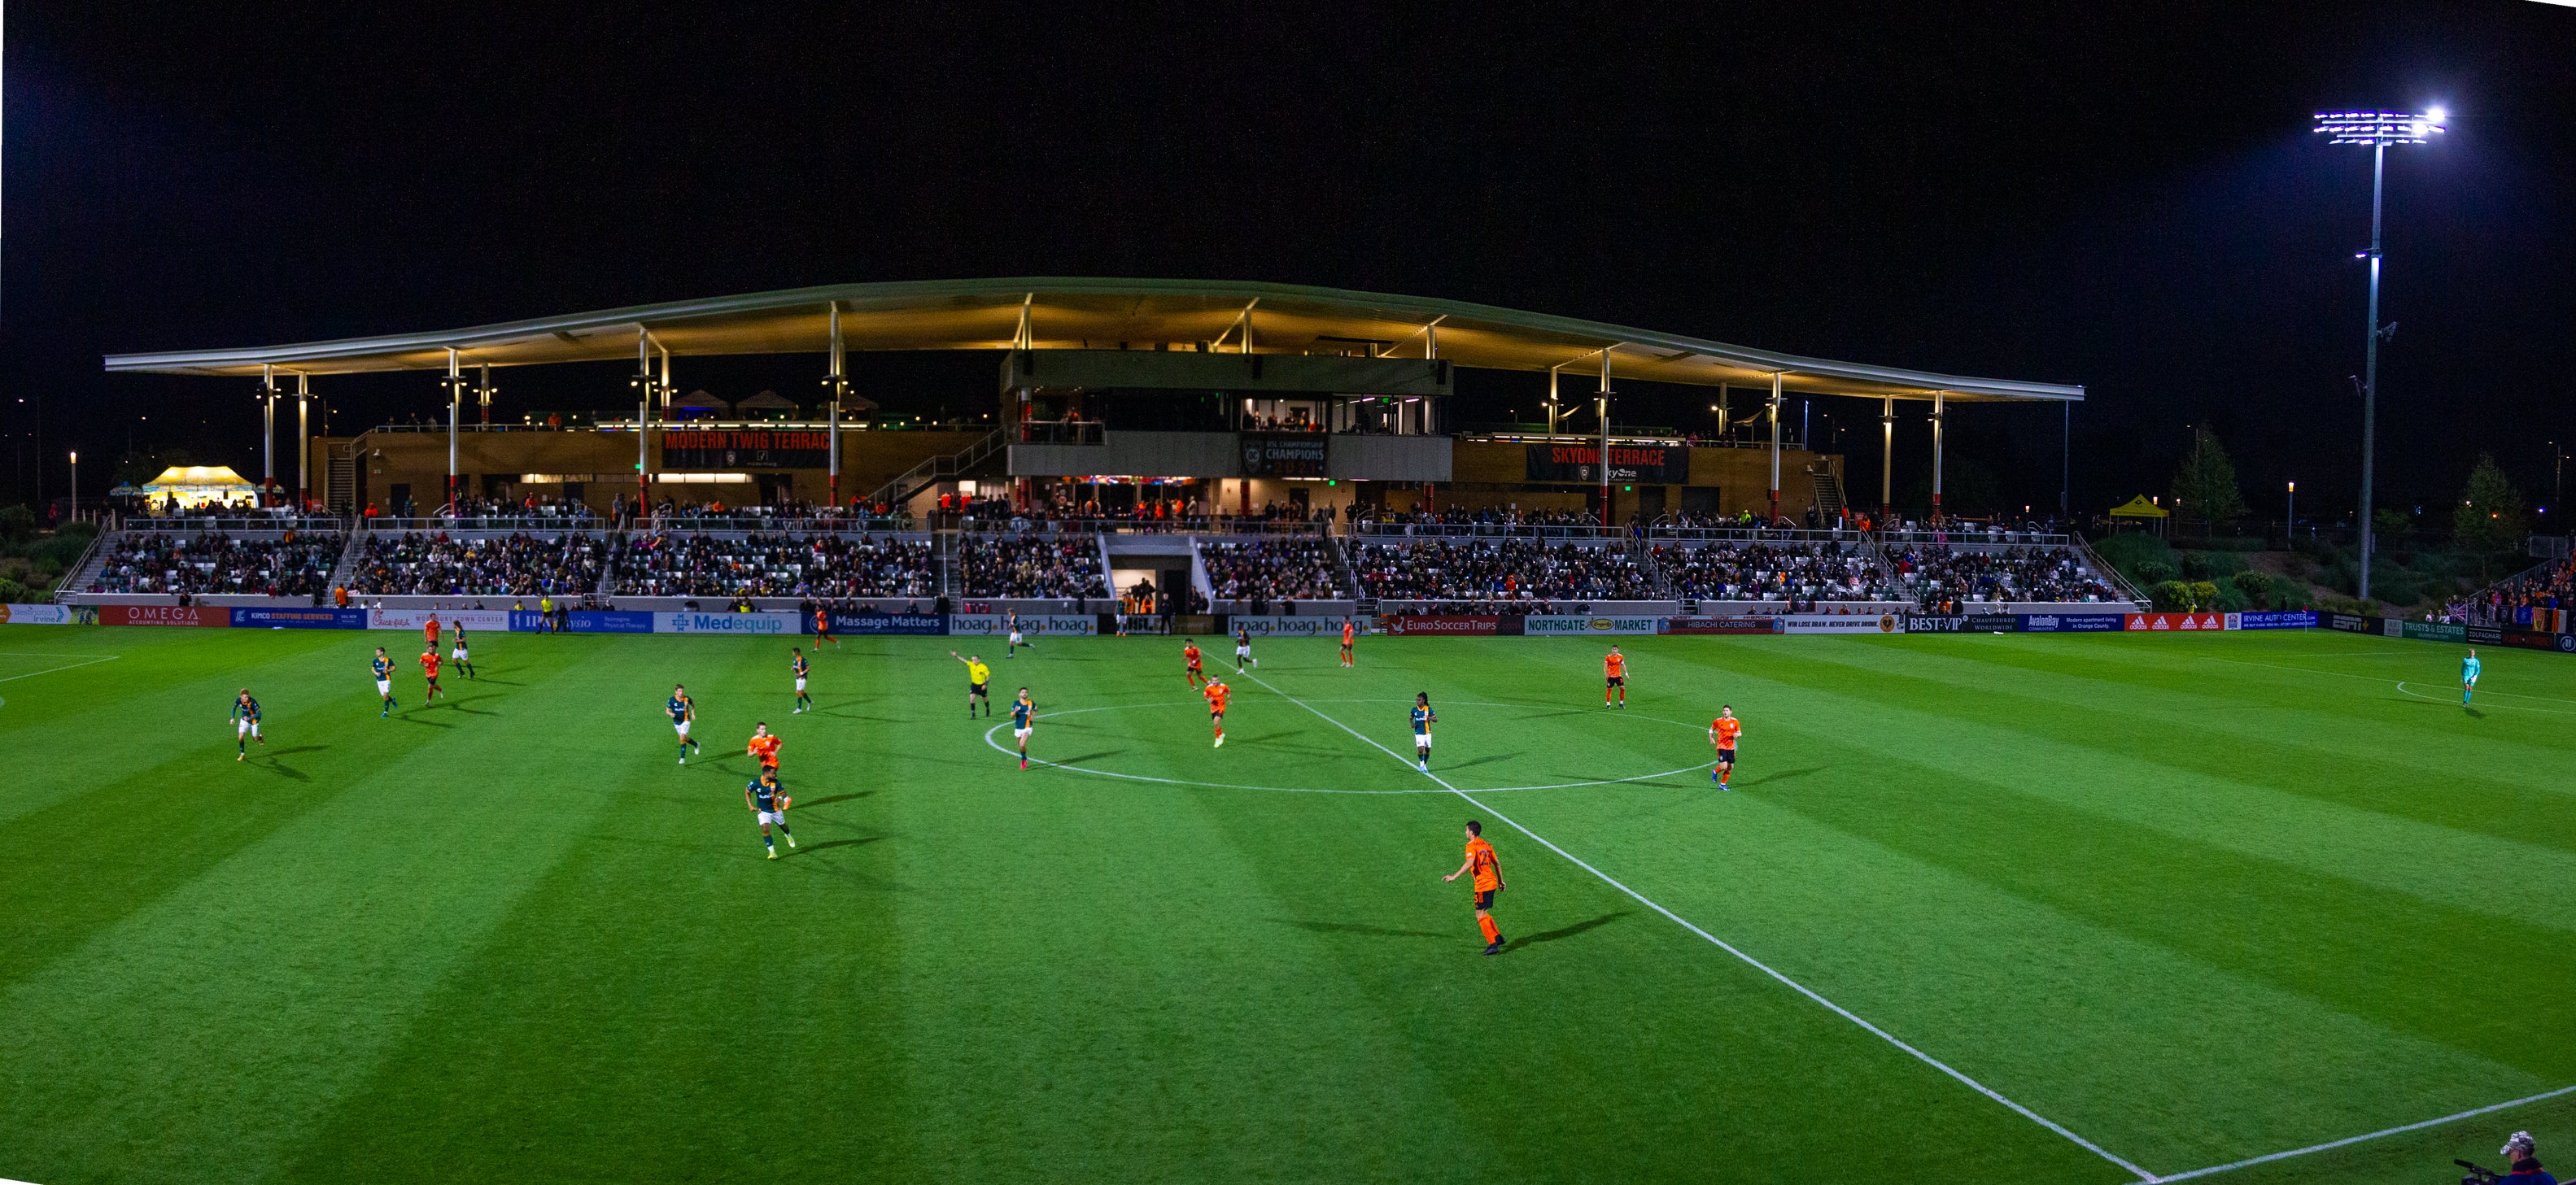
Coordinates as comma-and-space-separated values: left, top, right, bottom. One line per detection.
662, 429, 833, 469
1526, 443, 1687, 484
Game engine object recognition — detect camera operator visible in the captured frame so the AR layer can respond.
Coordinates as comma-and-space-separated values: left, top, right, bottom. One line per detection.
2494, 1131, 2556, 1185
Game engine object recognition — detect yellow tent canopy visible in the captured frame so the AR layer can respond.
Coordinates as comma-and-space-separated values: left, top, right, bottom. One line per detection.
139, 465, 260, 511
145, 465, 252, 488
2107, 494, 2168, 518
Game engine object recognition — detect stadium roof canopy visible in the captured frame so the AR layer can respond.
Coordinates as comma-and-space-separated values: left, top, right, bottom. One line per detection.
103, 277, 2080, 403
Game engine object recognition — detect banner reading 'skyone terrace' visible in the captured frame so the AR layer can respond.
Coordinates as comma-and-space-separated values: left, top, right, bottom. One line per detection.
1526, 442, 1687, 484
662, 429, 832, 469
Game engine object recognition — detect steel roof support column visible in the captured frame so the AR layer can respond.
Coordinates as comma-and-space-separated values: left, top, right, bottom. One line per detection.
1587, 347, 1607, 522
1767, 372, 1784, 526
260, 364, 277, 504
1930, 392, 1946, 525
634, 329, 653, 520
444, 349, 463, 512
1546, 365, 1561, 438
1880, 395, 1895, 521
295, 374, 311, 513
477, 364, 494, 425
826, 303, 846, 511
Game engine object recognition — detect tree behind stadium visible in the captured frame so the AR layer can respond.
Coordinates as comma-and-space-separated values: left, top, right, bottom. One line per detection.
2452, 453, 2529, 580
2168, 429, 2248, 534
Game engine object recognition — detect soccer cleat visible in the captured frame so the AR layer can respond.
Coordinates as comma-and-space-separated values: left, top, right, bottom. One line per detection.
679, 756, 688, 765
786, 834, 796, 848
238, 752, 246, 761
1417, 760, 1429, 773
1214, 734, 1225, 747
1020, 758, 1029, 770
1713, 768, 1722, 782
767, 847, 779, 860
1482, 941, 1504, 956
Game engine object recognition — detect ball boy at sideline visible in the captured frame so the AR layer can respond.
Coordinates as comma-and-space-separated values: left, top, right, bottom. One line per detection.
669, 684, 701, 764
419, 648, 445, 702
1011, 687, 1036, 770
449, 622, 476, 679
1709, 705, 1742, 789
373, 647, 397, 717
950, 651, 993, 717
1443, 820, 1508, 955
792, 647, 813, 714
1411, 692, 1436, 773
747, 722, 782, 775
1203, 677, 1229, 747
232, 688, 264, 760
745, 768, 795, 859
1234, 624, 1255, 673
1182, 639, 1207, 688
2463, 647, 2481, 705
1604, 645, 1627, 708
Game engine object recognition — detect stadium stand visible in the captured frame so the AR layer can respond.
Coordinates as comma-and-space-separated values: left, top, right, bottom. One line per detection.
1651, 541, 1895, 602
1343, 538, 1654, 603
1199, 538, 1347, 601
612, 532, 938, 598
2457, 555, 2576, 625
83, 531, 343, 597
347, 532, 606, 597
1887, 544, 2121, 608
956, 535, 1109, 598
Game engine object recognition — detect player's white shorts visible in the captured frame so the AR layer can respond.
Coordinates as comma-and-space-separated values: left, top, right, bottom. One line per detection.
1013, 726, 1032, 741
795, 677, 807, 692
376, 678, 391, 696
452, 646, 466, 661
237, 720, 259, 737
1414, 733, 1432, 749
758, 809, 787, 826
1236, 646, 1251, 659
1008, 631, 1024, 645
675, 720, 692, 738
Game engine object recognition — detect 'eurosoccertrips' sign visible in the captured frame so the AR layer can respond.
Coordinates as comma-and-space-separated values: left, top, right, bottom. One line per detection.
1526, 442, 1687, 484
662, 429, 832, 469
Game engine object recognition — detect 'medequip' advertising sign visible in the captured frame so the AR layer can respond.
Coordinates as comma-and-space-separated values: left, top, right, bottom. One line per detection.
234, 607, 369, 630
1522, 615, 1662, 635
827, 610, 947, 636
949, 614, 1098, 637
658, 612, 801, 635
1779, 613, 1904, 634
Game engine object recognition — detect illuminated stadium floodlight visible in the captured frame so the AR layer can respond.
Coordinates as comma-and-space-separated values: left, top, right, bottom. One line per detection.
2313, 107, 2443, 601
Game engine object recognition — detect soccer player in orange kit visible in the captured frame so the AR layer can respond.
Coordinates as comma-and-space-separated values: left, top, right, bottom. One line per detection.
1443, 820, 1507, 955
1604, 645, 1627, 708
1203, 678, 1229, 747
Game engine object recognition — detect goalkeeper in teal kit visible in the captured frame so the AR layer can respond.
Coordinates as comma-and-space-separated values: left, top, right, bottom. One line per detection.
2461, 648, 2481, 705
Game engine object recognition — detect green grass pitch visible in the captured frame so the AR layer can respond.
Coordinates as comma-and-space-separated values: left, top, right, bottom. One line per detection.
2, 624, 2571, 1183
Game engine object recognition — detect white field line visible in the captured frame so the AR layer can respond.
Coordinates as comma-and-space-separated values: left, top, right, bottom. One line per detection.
2150, 1082, 2576, 1183
0, 655, 117, 683
1238, 670, 2159, 1183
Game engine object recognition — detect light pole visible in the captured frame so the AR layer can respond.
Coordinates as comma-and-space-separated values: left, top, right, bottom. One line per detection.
2316, 107, 2443, 600
68, 451, 78, 522
2286, 481, 2295, 542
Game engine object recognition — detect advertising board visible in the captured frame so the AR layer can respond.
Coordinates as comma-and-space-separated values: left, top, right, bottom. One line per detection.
1522, 615, 1662, 635
2398, 620, 2465, 643
234, 608, 369, 630
661, 429, 832, 469
0, 603, 79, 625
826, 610, 947, 636
1227, 615, 1338, 638
100, 605, 231, 627
658, 612, 801, 635
949, 614, 1099, 637
2232, 611, 2321, 631
369, 608, 515, 633
1779, 613, 1904, 634
512, 610, 655, 634
2017, 613, 2127, 633
2500, 627, 2572, 653
1385, 615, 1504, 636
2124, 612, 2227, 632
2466, 624, 2505, 646
2324, 612, 2374, 634
1239, 433, 1329, 478
1525, 442, 1687, 484
1657, 616, 1779, 635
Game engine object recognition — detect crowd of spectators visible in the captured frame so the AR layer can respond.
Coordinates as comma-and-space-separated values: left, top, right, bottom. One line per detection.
1200, 538, 1346, 602
1888, 545, 2120, 608
2455, 555, 2576, 625
348, 532, 605, 597
1653, 542, 1896, 602
85, 531, 342, 597
441, 495, 594, 520
613, 532, 937, 598
957, 536, 1107, 598
1343, 538, 1655, 603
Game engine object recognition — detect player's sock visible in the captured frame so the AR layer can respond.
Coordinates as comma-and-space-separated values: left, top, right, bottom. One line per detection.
1478, 915, 1500, 944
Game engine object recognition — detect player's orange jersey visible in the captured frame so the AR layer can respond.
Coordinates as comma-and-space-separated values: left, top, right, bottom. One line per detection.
425, 618, 440, 645
1712, 717, 1742, 748
1465, 836, 1500, 892
1203, 683, 1229, 713
1184, 644, 1203, 669
1605, 651, 1626, 677
748, 734, 783, 768
1341, 622, 1355, 645
419, 651, 441, 677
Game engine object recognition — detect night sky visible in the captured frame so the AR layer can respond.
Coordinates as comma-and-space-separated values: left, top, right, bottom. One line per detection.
3, 3, 2570, 522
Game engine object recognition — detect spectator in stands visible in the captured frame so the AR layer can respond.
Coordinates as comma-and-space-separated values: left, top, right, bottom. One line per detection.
1887, 545, 2116, 608
613, 532, 938, 598
1201, 539, 1344, 601
1343, 538, 1653, 605
1652, 541, 1893, 602
958, 535, 1107, 598
348, 532, 604, 597
86, 531, 343, 598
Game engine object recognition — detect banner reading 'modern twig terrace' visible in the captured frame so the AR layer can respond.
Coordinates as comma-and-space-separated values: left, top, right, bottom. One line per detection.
662, 429, 833, 468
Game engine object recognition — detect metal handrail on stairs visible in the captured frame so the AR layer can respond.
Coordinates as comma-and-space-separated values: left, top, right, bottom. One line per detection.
864, 429, 1006, 510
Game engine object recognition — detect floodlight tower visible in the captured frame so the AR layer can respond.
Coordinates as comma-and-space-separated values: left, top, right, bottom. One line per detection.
2314, 107, 2443, 601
